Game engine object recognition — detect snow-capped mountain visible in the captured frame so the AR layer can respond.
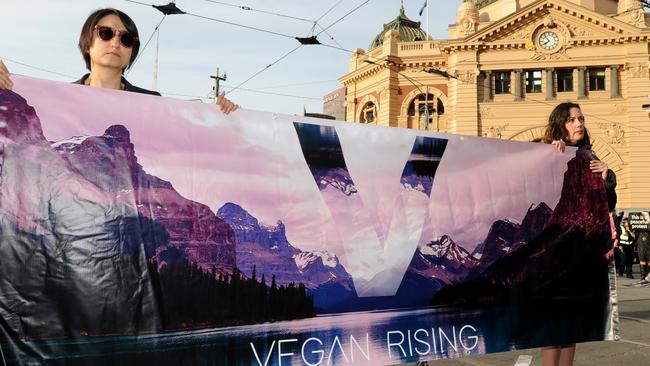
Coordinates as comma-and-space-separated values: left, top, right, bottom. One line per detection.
314, 168, 358, 196
216, 203, 356, 308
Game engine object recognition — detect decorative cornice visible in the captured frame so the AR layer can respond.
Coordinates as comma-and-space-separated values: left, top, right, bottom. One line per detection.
442, 0, 648, 54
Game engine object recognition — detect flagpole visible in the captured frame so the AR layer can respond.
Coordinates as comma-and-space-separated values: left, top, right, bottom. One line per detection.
426, 0, 429, 41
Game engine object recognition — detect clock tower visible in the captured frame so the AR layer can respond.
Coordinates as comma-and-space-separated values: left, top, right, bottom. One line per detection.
339, 0, 650, 212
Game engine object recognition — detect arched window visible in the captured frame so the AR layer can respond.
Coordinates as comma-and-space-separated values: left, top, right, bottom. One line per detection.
407, 93, 445, 128
360, 102, 376, 123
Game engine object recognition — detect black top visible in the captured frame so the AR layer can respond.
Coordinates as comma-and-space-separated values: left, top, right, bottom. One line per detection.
73, 74, 161, 96
571, 142, 617, 211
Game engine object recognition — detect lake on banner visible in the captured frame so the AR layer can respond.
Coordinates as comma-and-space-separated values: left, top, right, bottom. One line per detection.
5, 299, 608, 366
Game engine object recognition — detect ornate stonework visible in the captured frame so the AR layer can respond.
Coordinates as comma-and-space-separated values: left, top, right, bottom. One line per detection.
456, 1, 480, 37
482, 124, 508, 139
453, 69, 479, 84
613, 104, 627, 114
479, 106, 494, 118
565, 23, 594, 37
625, 63, 649, 79
599, 122, 626, 145
528, 17, 573, 60
503, 23, 536, 41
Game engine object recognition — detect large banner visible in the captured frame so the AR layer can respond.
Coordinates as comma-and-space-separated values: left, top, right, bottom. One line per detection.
0, 76, 617, 365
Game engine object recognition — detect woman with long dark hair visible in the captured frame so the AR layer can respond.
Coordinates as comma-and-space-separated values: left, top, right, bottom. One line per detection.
539, 102, 616, 366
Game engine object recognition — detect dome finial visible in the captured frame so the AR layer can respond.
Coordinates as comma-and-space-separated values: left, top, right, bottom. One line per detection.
400, 0, 405, 16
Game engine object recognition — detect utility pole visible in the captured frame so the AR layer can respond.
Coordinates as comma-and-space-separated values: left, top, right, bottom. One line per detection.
152, 30, 160, 92
210, 68, 227, 102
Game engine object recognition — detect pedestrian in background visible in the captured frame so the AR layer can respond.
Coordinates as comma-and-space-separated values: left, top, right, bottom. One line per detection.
619, 218, 636, 279
635, 228, 649, 283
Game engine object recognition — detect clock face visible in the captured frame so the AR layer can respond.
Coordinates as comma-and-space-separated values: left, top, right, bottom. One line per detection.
538, 31, 560, 50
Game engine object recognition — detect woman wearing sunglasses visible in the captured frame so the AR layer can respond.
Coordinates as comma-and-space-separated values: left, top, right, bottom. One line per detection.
0, 8, 238, 113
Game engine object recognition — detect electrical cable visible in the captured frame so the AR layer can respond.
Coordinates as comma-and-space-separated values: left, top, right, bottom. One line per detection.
164, 86, 321, 101
125, 0, 296, 39
203, 0, 315, 23
201, 0, 349, 52
316, 24, 346, 50
225, 45, 303, 95
316, 0, 346, 23
253, 79, 338, 90
127, 14, 166, 76
185, 12, 296, 39
220, 85, 322, 100
318, 43, 353, 53
2, 55, 324, 102
316, 0, 371, 36
0, 57, 76, 79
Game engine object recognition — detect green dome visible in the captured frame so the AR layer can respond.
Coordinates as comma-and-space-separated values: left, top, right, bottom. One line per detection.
471, 0, 497, 8
368, 5, 431, 50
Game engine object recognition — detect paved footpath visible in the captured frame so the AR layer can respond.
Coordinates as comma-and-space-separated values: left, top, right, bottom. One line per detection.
399, 265, 650, 366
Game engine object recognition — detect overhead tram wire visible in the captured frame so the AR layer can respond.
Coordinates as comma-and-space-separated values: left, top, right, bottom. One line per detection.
123, 1, 351, 102
199, 0, 357, 93
125, 0, 354, 55
125, 0, 296, 39
203, 0, 315, 24
0, 56, 77, 79
201, 0, 350, 52
225, 44, 303, 95
162, 86, 322, 101
319, 43, 353, 53
316, 0, 346, 23
316, 24, 346, 50
2, 55, 322, 103
220, 86, 322, 100
126, 14, 166, 76
316, 0, 371, 36
253, 79, 338, 91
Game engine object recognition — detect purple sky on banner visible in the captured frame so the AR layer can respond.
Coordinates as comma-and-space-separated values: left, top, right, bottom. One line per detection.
14, 75, 572, 258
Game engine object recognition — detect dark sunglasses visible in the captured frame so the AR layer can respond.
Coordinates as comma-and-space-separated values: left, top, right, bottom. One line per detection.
94, 25, 137, 48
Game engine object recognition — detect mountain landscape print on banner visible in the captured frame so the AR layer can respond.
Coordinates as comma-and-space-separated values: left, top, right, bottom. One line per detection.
0, 89, 320, 337
52, 124, 237, 275
293, 122, 448, 297
2, 87, 606, 319
396, 202, 554, 306
0, 89, 164, 339
52, 128, 355, 318
429, 150, 611, 307
216, 202, 356, 310
1, 78, 617, 365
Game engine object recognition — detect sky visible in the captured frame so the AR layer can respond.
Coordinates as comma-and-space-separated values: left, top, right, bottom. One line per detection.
0, 0, 462, 115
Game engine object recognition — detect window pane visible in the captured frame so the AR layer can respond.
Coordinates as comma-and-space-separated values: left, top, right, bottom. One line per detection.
557, 69, 573, 92
361, 102, 375, 123
588, 68, 606, 91
525, 70, 542, 93
495, 72, 511, 94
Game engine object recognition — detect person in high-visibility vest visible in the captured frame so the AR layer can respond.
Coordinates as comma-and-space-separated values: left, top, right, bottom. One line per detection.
619, 218, 636, 279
